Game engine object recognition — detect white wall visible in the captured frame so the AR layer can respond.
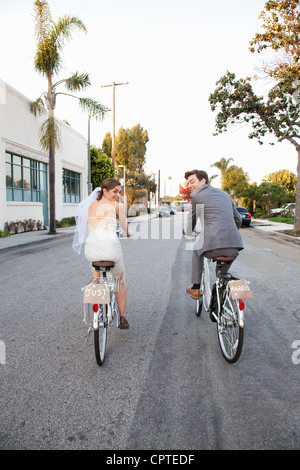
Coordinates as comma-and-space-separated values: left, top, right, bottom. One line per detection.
0, 80, 88, 230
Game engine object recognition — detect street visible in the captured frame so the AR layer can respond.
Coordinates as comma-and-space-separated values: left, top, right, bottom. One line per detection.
0, 213, 300, 450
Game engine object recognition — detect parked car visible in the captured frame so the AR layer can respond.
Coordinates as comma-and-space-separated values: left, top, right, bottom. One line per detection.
176, 203, 189, 212
158, 206, 170, 217
271, 203, 295, 217
236, 206, 251, 227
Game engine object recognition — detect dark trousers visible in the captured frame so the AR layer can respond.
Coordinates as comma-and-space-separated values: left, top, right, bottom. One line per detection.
192, 247, 239, 284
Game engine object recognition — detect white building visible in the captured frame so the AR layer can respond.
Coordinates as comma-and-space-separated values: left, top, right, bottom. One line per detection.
0, 79, 88, 231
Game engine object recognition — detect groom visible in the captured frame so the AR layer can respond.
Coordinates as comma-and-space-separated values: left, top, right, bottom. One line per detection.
184, 170, 244, 300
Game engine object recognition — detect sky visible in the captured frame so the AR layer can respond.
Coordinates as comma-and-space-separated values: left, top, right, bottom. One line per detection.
0, 0, 298, 197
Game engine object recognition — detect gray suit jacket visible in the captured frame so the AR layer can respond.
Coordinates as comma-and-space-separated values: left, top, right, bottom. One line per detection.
186, 184, 244, 255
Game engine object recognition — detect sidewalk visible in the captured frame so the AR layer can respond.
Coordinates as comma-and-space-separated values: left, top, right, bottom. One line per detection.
1, 215, 299, 251
251, 218, 300, 242
0, 213, 157, 252
0, 225, 76, 251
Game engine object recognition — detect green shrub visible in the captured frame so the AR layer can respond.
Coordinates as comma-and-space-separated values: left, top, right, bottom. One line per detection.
56, 217, 76, 228
0, 230, 10, 238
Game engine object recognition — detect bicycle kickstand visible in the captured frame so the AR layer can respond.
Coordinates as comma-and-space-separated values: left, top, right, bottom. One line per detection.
80, 324, 93, 352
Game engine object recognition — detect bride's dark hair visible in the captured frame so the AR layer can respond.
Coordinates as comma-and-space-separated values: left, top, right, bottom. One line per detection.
97, 178, 121, 200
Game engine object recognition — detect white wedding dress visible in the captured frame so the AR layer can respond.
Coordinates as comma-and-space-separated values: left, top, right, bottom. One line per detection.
84, 213, 125, 283
72, 187, 125, 283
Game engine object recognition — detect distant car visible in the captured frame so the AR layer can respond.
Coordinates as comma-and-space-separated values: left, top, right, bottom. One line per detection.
158, 206, 170, 217
236, 206, 251, 227
271, 203, 295, 217
169, 205, 177, 215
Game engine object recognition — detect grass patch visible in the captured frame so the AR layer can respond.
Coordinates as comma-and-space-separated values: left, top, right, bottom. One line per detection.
268, 217, 294, 224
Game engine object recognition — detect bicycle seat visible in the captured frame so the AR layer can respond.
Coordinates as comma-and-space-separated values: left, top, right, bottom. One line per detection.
213, 256, 235, 262
92, 261, 115, 268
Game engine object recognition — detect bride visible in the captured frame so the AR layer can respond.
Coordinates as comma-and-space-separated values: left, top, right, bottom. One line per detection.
73, 178, 130, 329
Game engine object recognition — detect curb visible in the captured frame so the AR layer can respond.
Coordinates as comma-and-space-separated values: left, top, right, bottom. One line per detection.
0, 230, 74, 253
264, 230, 300, 245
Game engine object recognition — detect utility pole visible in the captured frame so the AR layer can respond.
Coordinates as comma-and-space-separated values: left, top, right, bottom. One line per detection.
101, 81, 129, 172
158, 169, 160, 205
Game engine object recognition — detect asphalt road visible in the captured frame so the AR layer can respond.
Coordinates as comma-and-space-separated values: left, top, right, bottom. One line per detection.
0, 214, 300, 450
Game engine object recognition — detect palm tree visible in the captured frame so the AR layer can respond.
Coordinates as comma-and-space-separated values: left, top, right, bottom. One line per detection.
210, 157, 234, 190
30, 0, 109, 234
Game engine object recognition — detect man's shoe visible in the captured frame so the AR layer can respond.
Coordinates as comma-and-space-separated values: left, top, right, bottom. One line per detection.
186, 286, 200, 299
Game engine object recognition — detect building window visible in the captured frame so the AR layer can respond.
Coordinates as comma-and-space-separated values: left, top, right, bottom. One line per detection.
5, 152, 47, 202
62, 169, 80, 203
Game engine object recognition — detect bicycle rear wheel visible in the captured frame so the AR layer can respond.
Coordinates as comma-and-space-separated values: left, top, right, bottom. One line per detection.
94, 304, 107, 366
217, 292, 244, 363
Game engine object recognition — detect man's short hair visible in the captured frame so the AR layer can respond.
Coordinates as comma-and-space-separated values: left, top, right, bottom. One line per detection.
184, 170, 209, 184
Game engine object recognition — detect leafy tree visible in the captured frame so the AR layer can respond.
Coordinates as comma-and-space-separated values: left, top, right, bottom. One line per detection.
222, 165, 250, 198
179, 181, 191, 201
249, 0, 300, 81
30, 0, 108, 233
90, 146, 113, 189
255, 182, 288, 211
263, 169, 297, 199
209, 71, 300, 231
104, 124, 150, 207
116, 124, 149, 171
102, 132, 112, 159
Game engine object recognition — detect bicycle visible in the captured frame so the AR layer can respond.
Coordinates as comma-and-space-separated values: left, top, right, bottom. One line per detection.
81, 260, 120, 366
196, 256, 251, 363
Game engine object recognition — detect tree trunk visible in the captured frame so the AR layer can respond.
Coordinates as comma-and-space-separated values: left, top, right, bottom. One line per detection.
295, 148, 300, 232
46, 76, 57, 235
48, 141, 56, 234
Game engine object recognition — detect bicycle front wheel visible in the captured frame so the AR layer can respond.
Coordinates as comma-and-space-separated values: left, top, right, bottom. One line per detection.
196, 258, 211, 317
202, 258, 211, 311
94, 304, 107, 366
217, 294, 244, 363
195, 296, 203, 317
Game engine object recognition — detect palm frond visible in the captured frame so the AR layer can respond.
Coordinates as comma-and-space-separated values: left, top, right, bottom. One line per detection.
30, 97, 46, 116
78, 98, 110, 119
34, 36, 61, 76
60, 72, 91, 92
33, 0, 53, 42
50, 16, 87, 51
39, 117, 61, 151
